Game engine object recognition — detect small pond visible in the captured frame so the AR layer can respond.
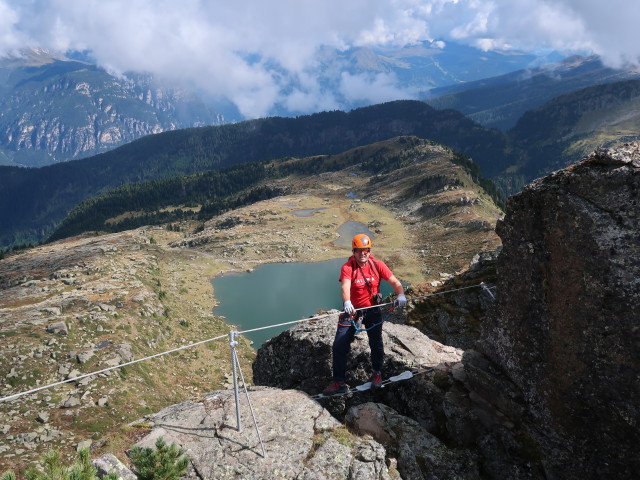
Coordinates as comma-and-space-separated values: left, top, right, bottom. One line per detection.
292, 208, 326, 217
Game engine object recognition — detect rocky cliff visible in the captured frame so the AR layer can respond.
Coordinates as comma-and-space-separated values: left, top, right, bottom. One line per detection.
478, 142, 639, 478
0, 53, 224, 166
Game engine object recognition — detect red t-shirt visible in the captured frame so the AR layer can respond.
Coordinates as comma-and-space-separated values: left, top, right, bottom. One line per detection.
339, 255, 393, 308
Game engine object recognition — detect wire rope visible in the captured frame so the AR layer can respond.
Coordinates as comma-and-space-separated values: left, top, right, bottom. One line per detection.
0, 282, 494, 403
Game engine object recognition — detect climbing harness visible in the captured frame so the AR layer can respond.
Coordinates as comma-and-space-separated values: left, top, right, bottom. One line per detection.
311, 368, 433, 400
339, 301, 395, 334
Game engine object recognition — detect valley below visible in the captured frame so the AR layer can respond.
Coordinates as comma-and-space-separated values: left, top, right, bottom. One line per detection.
0, 141, 502, 472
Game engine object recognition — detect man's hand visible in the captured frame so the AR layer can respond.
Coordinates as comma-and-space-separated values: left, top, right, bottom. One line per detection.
396, 294, 407, 308
343, 300, 355, 315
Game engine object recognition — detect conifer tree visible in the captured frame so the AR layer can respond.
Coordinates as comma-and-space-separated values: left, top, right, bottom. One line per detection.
1, 448, 118, 480
129, 437, 189, 480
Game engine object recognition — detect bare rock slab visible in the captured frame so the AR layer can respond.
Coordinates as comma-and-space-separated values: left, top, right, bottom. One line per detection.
135, 387, 394, 480
93, 453, 137, 480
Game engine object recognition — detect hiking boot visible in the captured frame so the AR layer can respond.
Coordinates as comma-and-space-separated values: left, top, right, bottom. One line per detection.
370, 372, 382, 389
322, 381, 348, 396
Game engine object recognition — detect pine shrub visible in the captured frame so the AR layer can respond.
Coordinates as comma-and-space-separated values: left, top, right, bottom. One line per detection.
129, 438, 189, 480
1, 448, 118, 480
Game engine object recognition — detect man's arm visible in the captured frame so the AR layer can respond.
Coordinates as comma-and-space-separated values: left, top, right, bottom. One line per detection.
341, 278, 352, 302
341, 278, 356, 314
387, 275, 404, 295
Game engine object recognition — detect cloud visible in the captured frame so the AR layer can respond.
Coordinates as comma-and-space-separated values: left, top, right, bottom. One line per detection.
0, 0, 638, 117
0, 1, 23, 52
339, 72, 414, 104
434, 0, 640, 67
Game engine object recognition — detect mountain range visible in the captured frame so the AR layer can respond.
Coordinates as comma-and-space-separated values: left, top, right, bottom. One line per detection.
0, 49, 226, 167
1, 46, 640, 249
0, 100, 508, 247
2, 69, 640, 250
0, 44, 559, 167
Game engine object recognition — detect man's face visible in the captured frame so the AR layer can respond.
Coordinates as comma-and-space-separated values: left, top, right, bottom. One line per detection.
353, 248, 371, 263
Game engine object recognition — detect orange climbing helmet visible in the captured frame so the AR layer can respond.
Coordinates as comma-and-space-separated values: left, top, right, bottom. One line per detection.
352, 234, 372, 249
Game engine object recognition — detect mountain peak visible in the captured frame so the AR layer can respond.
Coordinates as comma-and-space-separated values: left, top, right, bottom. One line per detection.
0, 47, 73, 67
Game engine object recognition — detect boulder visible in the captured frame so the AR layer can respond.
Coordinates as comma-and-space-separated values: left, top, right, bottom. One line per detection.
253, 318, 462, 422
46, 321, 68, 335
62, 395, 81, 408
36, 411, 49, 424
93, 453, 137, 480
477, 143, 640, 479
116, 343, 134, 362
134, 387, 394, 480
76, 350, 95, 364
346, 402, 481, 480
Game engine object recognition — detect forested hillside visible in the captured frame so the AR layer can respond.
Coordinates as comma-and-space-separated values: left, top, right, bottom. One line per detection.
48, 136, 503, 241
501, 79, 640, 186
0, 100, 509, 248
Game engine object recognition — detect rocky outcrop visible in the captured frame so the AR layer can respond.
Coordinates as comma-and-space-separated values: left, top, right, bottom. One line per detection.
405, 248, 500, 350
475, 143, 640, 478
133, 319, 473, 480
134, 388, 395, 480
253, 318, 463, 424
346, 402, 481, 480
252, 312, 541, 478
248, 143, 639, 479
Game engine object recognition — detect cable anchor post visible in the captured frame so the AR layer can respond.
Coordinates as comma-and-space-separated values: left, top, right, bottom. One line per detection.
228, 330, 242, 432
480, 282, 496, 300
227, 330, 267, 457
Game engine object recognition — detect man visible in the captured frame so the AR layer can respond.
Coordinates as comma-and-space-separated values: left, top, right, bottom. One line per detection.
322, 233, 407, 395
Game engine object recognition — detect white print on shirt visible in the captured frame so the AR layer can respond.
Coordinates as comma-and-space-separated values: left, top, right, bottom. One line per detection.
354, 277, 376, 285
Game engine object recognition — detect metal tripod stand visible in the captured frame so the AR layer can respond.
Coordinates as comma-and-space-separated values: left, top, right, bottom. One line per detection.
228, 331, 266, 457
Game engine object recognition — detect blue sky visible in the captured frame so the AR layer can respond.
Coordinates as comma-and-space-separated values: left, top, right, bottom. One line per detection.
1, 0, 638, 118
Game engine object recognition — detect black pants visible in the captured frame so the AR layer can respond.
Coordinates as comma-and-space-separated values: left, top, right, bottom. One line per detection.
331, 307, 384, 382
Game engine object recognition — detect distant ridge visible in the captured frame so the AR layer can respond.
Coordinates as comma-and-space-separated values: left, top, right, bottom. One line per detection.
505, 78, 640, 181
47, 136, 503, 242
425, 55, 640, 130
0, 100, 508, 247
